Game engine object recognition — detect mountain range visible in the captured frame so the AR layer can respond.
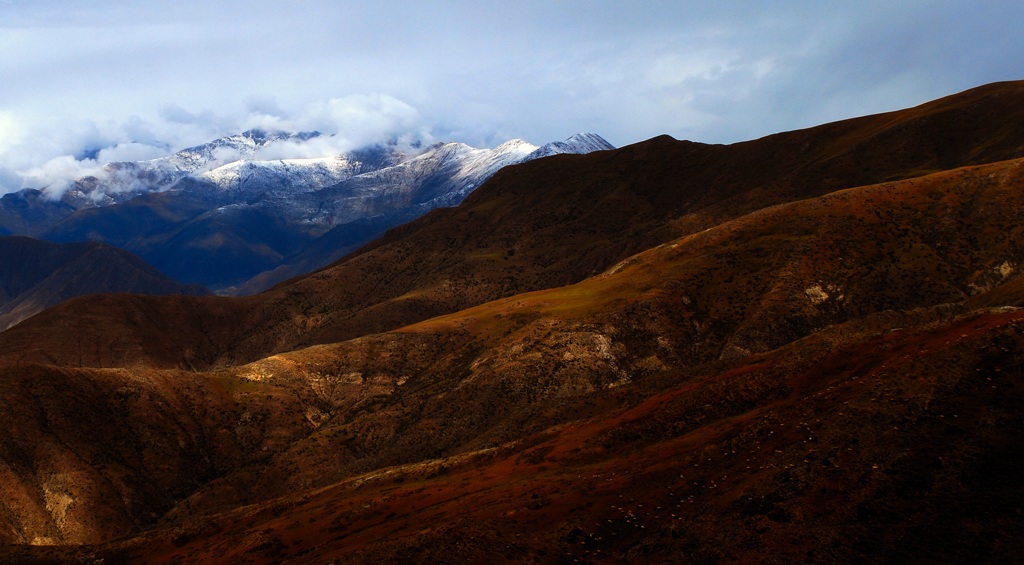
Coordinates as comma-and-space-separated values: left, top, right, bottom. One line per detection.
1, 131, 613, 293
1, 81, 1023, 562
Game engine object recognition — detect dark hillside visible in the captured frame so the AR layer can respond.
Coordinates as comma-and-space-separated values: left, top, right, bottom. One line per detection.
0, 236, 208, 331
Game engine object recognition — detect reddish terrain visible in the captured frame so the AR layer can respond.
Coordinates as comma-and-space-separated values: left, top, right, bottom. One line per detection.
1, 82, 1024, 563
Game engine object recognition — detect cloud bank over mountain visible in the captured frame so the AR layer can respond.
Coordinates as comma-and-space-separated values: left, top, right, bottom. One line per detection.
3, 94, 431, 196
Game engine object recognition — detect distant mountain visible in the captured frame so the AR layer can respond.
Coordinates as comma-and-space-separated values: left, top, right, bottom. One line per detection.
0, 130, 328, 234
0, 236, 208, 331
61, 129, 324, 207
36, 132, 614, 291
0, 189, 76, 236
196, 144, 401, 197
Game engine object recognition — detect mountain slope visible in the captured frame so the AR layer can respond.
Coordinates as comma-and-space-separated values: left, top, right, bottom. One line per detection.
524, 131, 616, 158
205, 79, 1024, 357
3, 82, 1024, 370
2, 153, 1024, 560
147, 155, 1024, 511
15, 307, 1021, 563
0, 236, 208, 331
60, 129, 323, 207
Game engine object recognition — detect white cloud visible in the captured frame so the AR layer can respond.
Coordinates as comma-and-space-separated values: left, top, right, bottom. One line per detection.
14, 141, 178, 198
96, 142, 167, 164
253, 136, 361, 162
0, 114, 165, 195
0, 91, 434, 196
208, 145, 244, 170
248, 94, 424, 160
16, 154, 104, 197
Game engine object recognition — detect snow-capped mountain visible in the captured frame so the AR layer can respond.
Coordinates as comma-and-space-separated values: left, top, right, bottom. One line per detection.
61, 129, 324, 207
298, 134, 615, 227
56, 129, 612, 213
62, 130, 614, 210
199, 155, 372, 194
298, 138, 541, 229
196, 144, 406, 198
525, 133, 616, 159
20, 131, 614, 292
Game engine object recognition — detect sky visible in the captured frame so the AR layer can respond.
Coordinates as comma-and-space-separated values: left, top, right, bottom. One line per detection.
0, 0, 1022, 194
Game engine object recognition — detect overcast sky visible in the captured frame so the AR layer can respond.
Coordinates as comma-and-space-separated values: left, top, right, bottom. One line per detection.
1, 0, 1021, 194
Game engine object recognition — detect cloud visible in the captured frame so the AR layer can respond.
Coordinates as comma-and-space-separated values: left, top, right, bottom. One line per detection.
0, 92, 432, 196
16, 154, 104, 196
247, 94, 426, 160
96, 142, 167, 164
159, 104, 212, 126
14, 142, 168, 198
0, 167, 21, 191
0, 113, 172, 195
208, 145, 244, 170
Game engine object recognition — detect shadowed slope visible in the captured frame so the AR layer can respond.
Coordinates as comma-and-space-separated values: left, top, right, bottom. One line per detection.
24, 308, 1016, 564
0, 236, 208, 331
0, 363, 313, 546
0, 190, 75, 237
102, 156, 1024, 560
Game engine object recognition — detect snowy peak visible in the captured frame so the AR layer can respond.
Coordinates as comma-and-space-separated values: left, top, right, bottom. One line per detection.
62, 129, 324, 207
161, 129, 322, 174
493, 138, 539, 154
25, 129, 615, 292
197, 148, 406, 195
58, 131, 613, 210
526, 133, 615, 160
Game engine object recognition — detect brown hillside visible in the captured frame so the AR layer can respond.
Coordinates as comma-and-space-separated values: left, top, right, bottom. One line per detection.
35, 309, 1023, 564
161, 309, 1024, 563
0, 362, 311, 545
3, 82, 1024, 370
3, 157, 1024, 561
136, 156, 1024, 514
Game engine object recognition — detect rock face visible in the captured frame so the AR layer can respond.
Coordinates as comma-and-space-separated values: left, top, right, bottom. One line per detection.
2, 82, 1024, 562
